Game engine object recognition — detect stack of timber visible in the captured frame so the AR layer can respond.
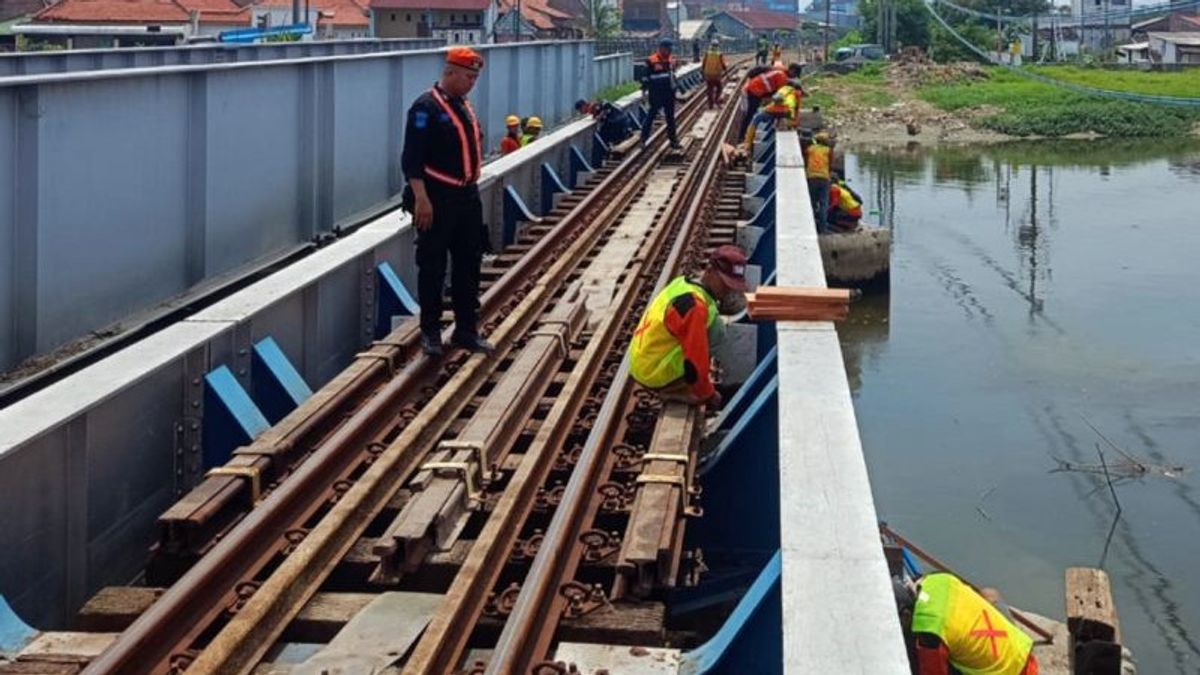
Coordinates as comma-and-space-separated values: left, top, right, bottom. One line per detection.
745, 287, 853, 322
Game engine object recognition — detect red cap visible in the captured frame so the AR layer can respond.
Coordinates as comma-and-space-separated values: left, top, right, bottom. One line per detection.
709, 244, 749, 292
446, 46, 484, 72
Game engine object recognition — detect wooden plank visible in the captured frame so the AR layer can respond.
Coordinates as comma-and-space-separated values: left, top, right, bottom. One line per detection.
16, 633, 117, 664
1065, 567, 1121, 644
0, 663, 82, 674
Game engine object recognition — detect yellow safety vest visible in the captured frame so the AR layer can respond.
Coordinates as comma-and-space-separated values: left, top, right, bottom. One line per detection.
806, 143, 831, 179
834, 182, 861, 214
912, 573, 1034, 675
629, 277, 718, 388
702, 50, 724, 79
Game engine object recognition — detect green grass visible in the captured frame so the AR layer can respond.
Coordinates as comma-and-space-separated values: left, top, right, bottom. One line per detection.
596, 81, 640, 102
918, 66, 1200, 137
858, 89, 898, 108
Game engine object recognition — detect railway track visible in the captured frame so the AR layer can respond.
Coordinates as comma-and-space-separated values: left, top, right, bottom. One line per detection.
19, 60, 763, 675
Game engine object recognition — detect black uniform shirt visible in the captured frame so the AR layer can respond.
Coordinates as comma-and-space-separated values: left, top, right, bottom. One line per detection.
401, 83, 483, 186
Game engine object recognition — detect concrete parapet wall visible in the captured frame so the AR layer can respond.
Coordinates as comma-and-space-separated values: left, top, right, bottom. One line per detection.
772, 130, 910, 673
0, 40, 616, 372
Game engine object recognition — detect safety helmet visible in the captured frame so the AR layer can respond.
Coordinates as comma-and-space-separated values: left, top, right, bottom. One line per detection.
814, 130, 830, 143
526, 116, 543, 130
505, 114, 520, 127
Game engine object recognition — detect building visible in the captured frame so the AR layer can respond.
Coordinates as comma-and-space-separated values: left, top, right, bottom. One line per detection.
21, 0, 249, 47
622, 0, 669, 34
1069, 0, 1131, 52
1148, 30, 1200, 63
708, 8, 798, 41
495, 0, 582, 40
1131, 10, 1200, 41
370, 0, 493, 42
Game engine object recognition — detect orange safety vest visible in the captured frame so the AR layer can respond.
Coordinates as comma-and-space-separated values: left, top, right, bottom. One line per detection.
913, 574, 1034, 675
745, 69, 788, 98
425, 86, 483, 187
806, 143, 831, 180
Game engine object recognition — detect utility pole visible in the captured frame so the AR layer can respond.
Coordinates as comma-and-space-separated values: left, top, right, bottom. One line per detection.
823, 0, 831, 62
1032, 11, 1038, 61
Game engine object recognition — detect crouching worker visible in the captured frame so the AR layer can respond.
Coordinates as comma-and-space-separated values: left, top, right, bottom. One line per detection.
895, 573, 1039, 675
629, 245, 749, 406
827, 172, 863, 232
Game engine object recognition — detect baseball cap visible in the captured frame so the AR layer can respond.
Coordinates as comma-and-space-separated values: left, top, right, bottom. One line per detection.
709, 245, 748, 292
659, 38, 674, 48
446, 46, 484, 72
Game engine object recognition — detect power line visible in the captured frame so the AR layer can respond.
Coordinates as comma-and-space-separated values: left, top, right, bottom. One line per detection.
931, 0, 1200, 27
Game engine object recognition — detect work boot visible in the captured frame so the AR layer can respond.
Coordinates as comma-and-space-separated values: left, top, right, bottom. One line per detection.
421, 332, 444, 357
669, 141, 683, 150
452, 331, 496, 354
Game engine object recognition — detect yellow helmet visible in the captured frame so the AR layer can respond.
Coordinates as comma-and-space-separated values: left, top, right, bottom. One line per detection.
505, 114, 520, 126
814, 130, 831, 143
526, 116, 543, 130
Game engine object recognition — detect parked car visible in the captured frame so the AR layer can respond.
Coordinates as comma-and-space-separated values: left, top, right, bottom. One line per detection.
834, 44, 886, 62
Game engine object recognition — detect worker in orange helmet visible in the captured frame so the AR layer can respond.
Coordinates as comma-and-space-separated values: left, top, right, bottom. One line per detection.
738, 62, 802, 141
500, 114, 522, 155
401, 46, 494, 357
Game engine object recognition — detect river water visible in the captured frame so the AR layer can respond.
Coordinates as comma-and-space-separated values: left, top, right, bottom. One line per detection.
837, 139, 1200, 674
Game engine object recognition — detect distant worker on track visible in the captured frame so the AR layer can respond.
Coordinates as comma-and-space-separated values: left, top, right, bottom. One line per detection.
521, 116, 543, 146
771, 41, 783, 65
807, 130, 834, 233
756, 34, 770, 65
895, 573, 1039, 675
700, 39, 727, 109
401, 46, 495, 357
629, 245, 749, 406
500, 114, 522, 155
640, 39, 682, 150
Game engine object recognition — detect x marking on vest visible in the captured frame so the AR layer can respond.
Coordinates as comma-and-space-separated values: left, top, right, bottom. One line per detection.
969, 609, 1008, 659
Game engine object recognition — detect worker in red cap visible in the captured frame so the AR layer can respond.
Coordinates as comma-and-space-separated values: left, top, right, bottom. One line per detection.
401, 46, 494, 357
628, 245, 749, 406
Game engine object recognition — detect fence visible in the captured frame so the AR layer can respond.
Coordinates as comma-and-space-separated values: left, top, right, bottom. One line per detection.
0, 38, 446, 78
592, 51, 634, 93
0, 40, 603, 373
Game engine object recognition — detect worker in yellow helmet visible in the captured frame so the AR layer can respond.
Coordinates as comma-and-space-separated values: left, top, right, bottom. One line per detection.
807, 130, 833, 233
521, 116, 543, 146
500, 114, 522, 155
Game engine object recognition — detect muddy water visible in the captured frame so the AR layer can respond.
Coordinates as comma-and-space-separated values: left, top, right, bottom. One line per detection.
838, 139, 1200, 674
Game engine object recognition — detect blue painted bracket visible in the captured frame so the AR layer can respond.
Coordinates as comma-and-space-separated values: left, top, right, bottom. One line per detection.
750, 170, 776, 199
541, 162, 568, 215
250, 337, 312, 425
375, 261, 419, 339
591, 132, 610, 167
503, 185, 537, 246
692, 376, 780, 552
749, 212, 777, 279
203, 365, 270, 468
710, 346, 777, 433
755, 148, 776, 172
747, 192, 776, 231
678, 551, 783, 675
0, 595, 36, 655
570, 145, 594, 188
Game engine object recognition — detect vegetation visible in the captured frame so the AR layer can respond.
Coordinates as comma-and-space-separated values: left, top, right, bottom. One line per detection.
918, 67, 1200, 137
596, 81, 640, 102
860, 0, 932, 49
582, 0, 622, 38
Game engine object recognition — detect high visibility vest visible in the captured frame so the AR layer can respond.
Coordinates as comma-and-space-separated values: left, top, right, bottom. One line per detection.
425, 86, 482, 187
520, 133, 539, 146
912, 574, 1034, 675
764, 84, 799, 123
702, 50, 724, 79
629, 277, 718, 388
833, 182, 861, 216
806, 143, 831, 180
745, 69, 788, 98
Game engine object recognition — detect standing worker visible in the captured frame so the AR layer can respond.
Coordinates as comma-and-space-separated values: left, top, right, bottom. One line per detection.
806, 130, 833, 233
500, 114, 522, 155
628, 245, 749, 406
756, 34, 770, 65
640, 39, 682, 150
520, 116, 543, 146
771, 41, 783, 65
700, 39, 727, 109
895, 573, 1039, 675
401, 46, 495, 356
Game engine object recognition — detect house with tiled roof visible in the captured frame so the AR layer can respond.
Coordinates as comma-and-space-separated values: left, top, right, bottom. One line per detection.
494, 0, 580, 40
370, 0, 494, 42
709, 8, 797, 40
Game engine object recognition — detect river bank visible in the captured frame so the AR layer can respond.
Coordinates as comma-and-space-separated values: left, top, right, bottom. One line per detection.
806, 60, 1200, 145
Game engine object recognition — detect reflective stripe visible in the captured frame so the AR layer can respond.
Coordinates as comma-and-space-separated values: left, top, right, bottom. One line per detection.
429, 86, 480, 184
649, 73, 672, 79
424, 165, 468, 187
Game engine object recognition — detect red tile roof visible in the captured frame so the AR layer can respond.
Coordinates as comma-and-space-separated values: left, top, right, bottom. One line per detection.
720, 8, 797, 31
369, 0, 488, 10
34, 0, 192, 23
259, 0, 368, 26
497, 0, 574, 30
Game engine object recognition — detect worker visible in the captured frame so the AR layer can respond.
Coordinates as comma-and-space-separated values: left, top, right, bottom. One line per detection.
894, 573, 1039, 675
401, 46, 494, 357
700, 39, 727, 109
737, 63, 802, 143
755, 34, 770, 65
500, 114, 522, 155
807, 130, 833, 233
629, 245, 749, 406
771, 41, 783, 65
691, 39, 701, 63
521, 116, 543, 146
827, 172, 863, 232
640, 39, 681, 150
741, 84, 802, 149
576, 98, 632, 145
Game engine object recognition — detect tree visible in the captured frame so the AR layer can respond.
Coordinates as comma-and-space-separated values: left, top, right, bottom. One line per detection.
929, 18, 994, 61
860, 0, 932, 49
582, 0, 622, 38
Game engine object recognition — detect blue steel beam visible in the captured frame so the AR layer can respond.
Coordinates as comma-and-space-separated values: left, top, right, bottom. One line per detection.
375, 261, 419, 338
540, 162, 569, 215
250, 337, 313, 425
503, 185, 539, 246
570, 145, 595, 188
678, 551, 784, 675
203, 365, 270, 468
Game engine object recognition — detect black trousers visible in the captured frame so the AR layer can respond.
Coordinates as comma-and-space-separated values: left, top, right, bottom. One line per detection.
409, 182, 484, 337
640, 93, 678, 144
738, 92, 762, 141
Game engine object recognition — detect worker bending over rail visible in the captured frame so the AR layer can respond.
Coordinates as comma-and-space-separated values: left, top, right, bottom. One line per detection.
401, 47, 495, 357
738, 63, 802, 143
895, 573, 1039, 675
628, 245, 749, 406
576, 98, 633, 145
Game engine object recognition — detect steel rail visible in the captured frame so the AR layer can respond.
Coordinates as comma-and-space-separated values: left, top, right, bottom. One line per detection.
484, 79, 743, 675
80, 79, 717, 675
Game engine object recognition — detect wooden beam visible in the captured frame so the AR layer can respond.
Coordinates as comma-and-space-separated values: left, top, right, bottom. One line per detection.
1065, 567, 1120, 643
